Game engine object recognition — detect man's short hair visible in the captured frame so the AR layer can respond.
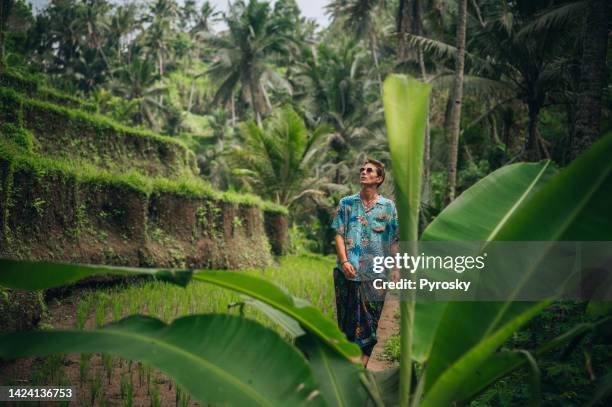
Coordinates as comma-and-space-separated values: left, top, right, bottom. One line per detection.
365, 158, 385, 188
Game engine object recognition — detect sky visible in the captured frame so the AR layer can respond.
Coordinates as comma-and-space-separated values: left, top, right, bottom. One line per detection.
27, 0, 331, 29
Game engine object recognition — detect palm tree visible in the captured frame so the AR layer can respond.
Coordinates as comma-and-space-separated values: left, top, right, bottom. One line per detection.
327, 0, 385, 90
410, 0, 580, 162
113, 44, 167, 130
81, 0, 114, 79
206, 0, 295, 126
186, 1, 216, 112
144, 0, 179, 79
295, 38, 381, 172
229, 107, 333, 206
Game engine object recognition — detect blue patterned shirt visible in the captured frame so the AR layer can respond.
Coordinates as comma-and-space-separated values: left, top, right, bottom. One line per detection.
332, 193, 399, 281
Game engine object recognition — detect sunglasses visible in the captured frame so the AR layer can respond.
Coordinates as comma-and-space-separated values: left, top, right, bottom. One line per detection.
359, 167, 378, 175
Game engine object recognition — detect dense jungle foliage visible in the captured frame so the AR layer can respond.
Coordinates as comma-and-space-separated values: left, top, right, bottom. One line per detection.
2, 0, 610, 254
0, 1, 611, 406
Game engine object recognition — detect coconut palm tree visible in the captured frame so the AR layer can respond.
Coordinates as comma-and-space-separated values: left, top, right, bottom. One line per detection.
112, 44, 167, 130
326, 0, 386, 89
144, 0, 179, 79
409, 0, 580, 162
295, 37, 383, 184
228, 107, 333, 206
205, 0, 296, 126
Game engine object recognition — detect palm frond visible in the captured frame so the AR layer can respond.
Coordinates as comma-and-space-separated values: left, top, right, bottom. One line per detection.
517, 0, 588, 39
432, 74, 515, 98
406, 34, 492, 72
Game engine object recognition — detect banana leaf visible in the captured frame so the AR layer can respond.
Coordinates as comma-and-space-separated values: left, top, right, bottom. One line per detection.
420, 133, 612, 406
0, 314, 325, 407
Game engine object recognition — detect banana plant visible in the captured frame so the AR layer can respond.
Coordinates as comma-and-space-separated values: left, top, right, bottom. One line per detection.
383, 75, 612, 406
1, 75, 611, 406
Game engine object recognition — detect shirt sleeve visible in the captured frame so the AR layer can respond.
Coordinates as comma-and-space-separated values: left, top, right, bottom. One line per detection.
388, 202, 400, 244
331, 198, 346, 236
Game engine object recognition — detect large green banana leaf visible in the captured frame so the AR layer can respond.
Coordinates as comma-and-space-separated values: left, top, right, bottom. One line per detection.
193, 271, 361, 360
0, 260, 361, 361
412, 161, 557, 363
422, 161, 557, 241
385, 74, 430, 243
296, 333, 369, 407
383, 74, 431, 406
420, 133, 612, 406
0, 259, 193, 289
0, 314, 325, 407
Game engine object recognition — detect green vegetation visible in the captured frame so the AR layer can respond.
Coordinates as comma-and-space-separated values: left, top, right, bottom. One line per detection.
382, 302, 612, 406
1, 255, 336, 405
0, 87, 189, 151
1, 77, 611, 407
0, 122, 286, 214
1, 0, 611, 406
0, 67, 98, 112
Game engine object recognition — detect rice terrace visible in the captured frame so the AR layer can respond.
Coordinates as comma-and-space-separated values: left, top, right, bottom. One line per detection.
0, 0, 611, 406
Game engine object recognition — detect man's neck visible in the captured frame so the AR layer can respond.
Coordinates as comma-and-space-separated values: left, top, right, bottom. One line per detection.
360, 186, 378, 202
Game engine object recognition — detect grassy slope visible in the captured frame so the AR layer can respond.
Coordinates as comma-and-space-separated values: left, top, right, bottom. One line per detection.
0, 116, 287, 214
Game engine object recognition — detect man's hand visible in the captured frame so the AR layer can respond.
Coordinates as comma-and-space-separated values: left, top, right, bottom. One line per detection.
342, 261, 357, 279
335, 234, 356, 279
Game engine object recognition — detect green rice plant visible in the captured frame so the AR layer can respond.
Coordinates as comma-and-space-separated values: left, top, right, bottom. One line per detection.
95, 295, 107, 328
79, 353, 91, 387
75, 297, 90, 330
31, 354, 65, 386
150, 382, 161, 407
112, 298, 122, 321
128, 293, 138, 315
91, 370, 102, 406
102, 353, 113, 384
124, 381, 134, 407
120, 372, 129, 399
146, 364, 151, 395
138, 361, 144, 388
175, 384, 190, 407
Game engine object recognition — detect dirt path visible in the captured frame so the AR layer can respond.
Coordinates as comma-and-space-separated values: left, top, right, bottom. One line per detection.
368, 297, 399, 371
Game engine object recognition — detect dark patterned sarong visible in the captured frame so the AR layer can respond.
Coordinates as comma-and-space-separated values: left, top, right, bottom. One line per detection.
333, 267, 386, 356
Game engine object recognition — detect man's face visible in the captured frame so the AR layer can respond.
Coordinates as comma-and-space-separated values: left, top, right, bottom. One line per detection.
359, 163, 382, 188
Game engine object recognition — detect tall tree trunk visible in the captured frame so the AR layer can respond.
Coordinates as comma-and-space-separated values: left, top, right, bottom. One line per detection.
415, 3, 430, 205
370, 31, 383, 94
250, 81, 262, 127
230, 90, 236, 127
158, 51, 164, 106
187, 48, 201, 113
525, 91, 546, 161
397, 0, 414, 61
569, 0, 611, 161
446, 0, 467, 203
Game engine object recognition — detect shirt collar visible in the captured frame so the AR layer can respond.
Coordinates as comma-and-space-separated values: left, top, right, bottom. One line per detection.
352, 193, 384, 207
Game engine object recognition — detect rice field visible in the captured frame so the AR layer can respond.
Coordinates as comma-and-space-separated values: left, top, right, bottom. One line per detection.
1, 254, 338, 406
75, 254, 337, 332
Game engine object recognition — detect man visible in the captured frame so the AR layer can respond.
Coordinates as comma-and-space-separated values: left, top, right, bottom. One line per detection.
331, 158, 399, 366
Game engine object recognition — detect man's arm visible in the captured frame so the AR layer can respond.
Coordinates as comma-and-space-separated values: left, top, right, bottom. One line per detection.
335, 234, 356, 279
